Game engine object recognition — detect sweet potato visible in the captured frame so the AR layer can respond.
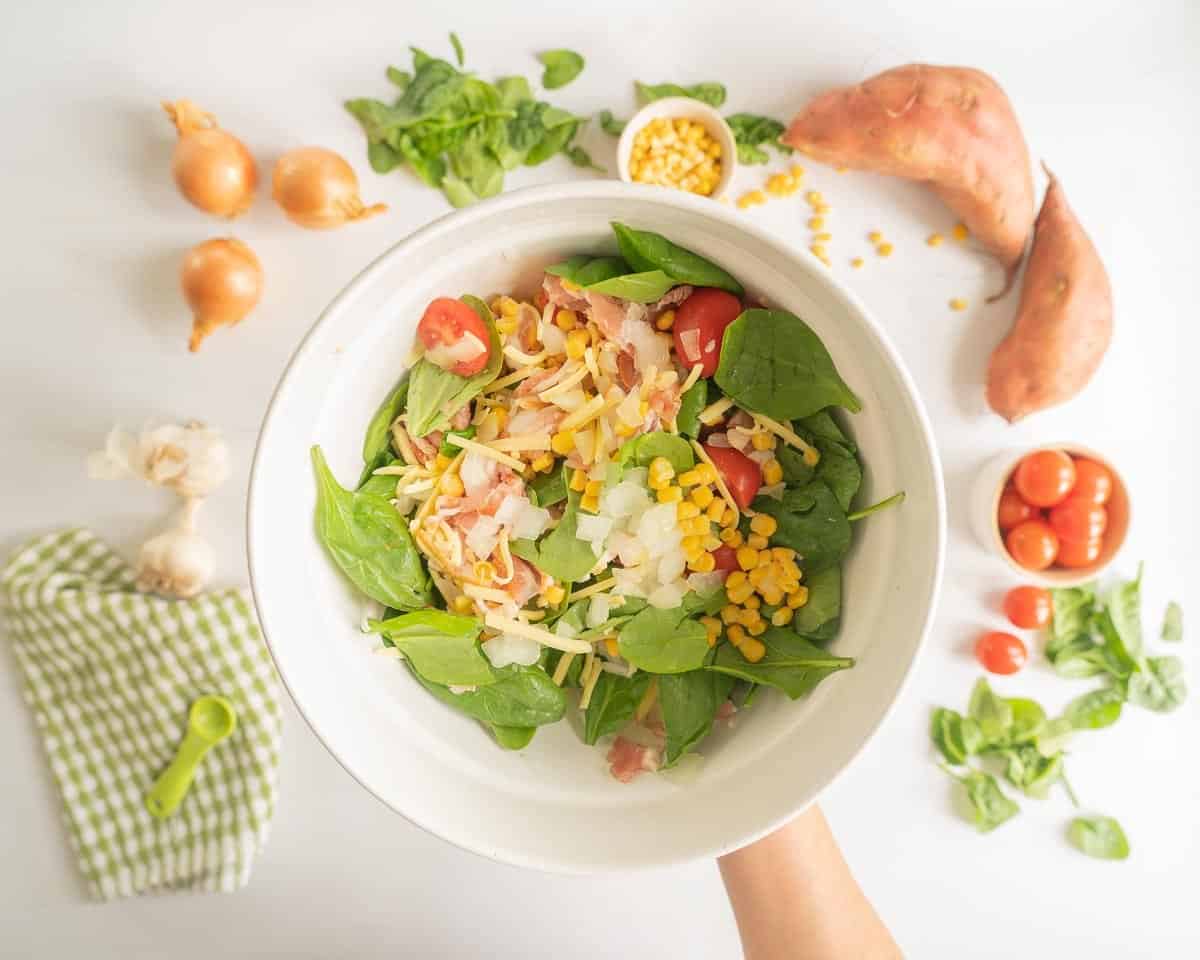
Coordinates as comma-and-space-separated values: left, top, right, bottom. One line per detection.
986, 166, 1112, 422
783, 64, 1034, 296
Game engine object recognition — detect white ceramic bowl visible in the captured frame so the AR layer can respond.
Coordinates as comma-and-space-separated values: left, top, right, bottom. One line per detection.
248, 182, 945, 872
615, 97, 737, 198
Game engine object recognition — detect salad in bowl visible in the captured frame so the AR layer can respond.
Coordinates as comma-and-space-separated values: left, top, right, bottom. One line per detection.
311, 220, 902, 782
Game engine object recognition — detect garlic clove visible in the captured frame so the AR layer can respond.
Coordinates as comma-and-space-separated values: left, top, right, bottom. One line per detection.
135, 499, 216, 599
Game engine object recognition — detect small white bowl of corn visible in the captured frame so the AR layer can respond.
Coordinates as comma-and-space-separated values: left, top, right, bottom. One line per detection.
616, 97, 737, 199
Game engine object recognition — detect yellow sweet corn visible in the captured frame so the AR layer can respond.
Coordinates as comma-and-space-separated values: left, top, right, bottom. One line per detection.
736, 547, 759, 571
681, 535, 703, 556
751, 431, 776, 451
453, 594, 475, 615
565, 329, 589, 359
692, 463, 717, 484
727, 580, 755, 604
743, 595, 761, 611
772, 547, 796, 562
440, 473, 465, 497
688, 553, 716, 573
771, 607, 795, 627
570, 468, 588, 492
787, 586, 810, 609
740, 638, 766, 663
746, 534, 769, 551
702, 534, 722, 551
748, 566, 769, 589
683, 516, 710, 537
434, 453, 452, 472
677, 468, 703, 487
707, 498, 728, 523
543, 584, 566, 605
555, 309, 578, 331
677, 501, 701, 521
728, 624, 747, 647
747, 619, 767, 637
584, 480, 603, 497
655, 310, 676, 332
531, 452, 554, 473
581, 493, 600, 513
720, 508, 739, 529
762, 459, 783, 485
551, 431, 575, 456
647, 456, 675, 490
657, 485, 683, 504
690, 485, 715, 509
720, 604, 741, 625
750, 514, 778, 537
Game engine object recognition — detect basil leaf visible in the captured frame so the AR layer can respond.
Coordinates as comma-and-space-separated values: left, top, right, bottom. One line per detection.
491, 725, 536, 750
635, 80, 727, 107
368, 610, 494, 686
1161, 601, 1183, 643
584, 269, 676, 303
597, 109, 626, 136
790, 565, 840, 638
311, 445, 432, 611
411, 662, 566, 728
752, 480, 850, 574
510, 482, 599, 583
449, 31, 465, 67
405, 295, 502, 435
616, 430, 695, 473
967, 678, 1013, 746
1063, 685, 1124, 730
537, 49, 585, 90
612, 222, 743, 294
1105, 565, 1144, 659
584, 672, 652, 744
715, 309, 861, 421
1127, 655, 1187, 713
618, 602, 711, 674
949, 769, 1020, 832
658, 671, 735, 766
708, 629, 853, 699
359, 374, 409, 484
1068, 816, 1130, 860
676, 379, 708, 438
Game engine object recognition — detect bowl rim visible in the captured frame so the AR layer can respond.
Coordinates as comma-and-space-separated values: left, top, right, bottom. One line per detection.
614, 96, 738, 199
247, 180, 946, 871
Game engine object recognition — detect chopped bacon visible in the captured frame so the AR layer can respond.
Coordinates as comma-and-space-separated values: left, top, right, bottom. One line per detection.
449, 403, 473, 431
409, 431, 439, 467
516, 303, 541, 353
505, 556, 541, 605
479, 468, 525, 516
716, 700, 737, 721
651, 284, 693, 312
616, 351, 638, 391
515, 364, 562, 396
607, 737, 662, 783
542, 274, 589, 312
648, 381, 682, 423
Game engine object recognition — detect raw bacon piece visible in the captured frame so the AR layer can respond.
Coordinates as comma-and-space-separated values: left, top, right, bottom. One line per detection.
607, 736, 662, 783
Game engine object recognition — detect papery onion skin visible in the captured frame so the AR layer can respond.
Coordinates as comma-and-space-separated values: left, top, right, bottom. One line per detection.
272, 146, 387, 229
181, 238, 264, 352
163, 100, 257, 218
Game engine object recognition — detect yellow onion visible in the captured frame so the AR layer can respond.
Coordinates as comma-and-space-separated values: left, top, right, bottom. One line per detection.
181, 238, 264, 352
163, 100, 257, 218
272, 146, 387, 229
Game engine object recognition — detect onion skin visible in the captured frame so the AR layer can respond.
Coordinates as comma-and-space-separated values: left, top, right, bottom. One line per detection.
272, 146, 387, 229
181, 238, 264, 352
163, 100, 257, 218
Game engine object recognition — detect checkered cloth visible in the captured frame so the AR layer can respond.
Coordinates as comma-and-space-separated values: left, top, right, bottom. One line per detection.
1, 529, 282, 900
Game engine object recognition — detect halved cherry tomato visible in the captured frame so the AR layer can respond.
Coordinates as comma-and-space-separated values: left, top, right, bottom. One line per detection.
1070, 458, 1113, 505
1056, 537, 1102, 569
1049, 497, 1108, 544
712, 545, 739, 575
1005, 520, 1059, 571
702, 444, 761, 510
1013, 450, 1076, 507
673, 288, 742, 377
975, 631, 1028, 675
417, 297, 491, 376
1003, 586, 1052, 629
997, 485, 1036, 531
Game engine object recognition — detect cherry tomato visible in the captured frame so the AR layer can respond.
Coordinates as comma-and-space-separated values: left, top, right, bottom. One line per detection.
975, 631, 1028, 675
712, 545, 739, 574
1013, 450, 1076, 508
1005, 520, 1059, 571
673, 288, 743, 377
1070, 458, 1113, 505
1003, 586, 1052, 629
1049, 497, 1108, 544
1056, 537, 1102, 569
997, 485, 1036, 531
702, 444, 761, 510
417, 297, 492, 376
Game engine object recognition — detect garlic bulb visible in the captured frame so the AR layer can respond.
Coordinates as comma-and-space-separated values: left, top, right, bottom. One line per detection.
136, 499, 215, 599
87, 421, 230, 499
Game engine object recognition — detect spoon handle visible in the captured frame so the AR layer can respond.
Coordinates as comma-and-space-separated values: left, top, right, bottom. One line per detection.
145, 730, 213, 820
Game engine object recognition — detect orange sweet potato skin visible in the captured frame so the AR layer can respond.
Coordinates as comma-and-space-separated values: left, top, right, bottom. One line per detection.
986, 168, 1112, 422
783, 64, 1034, 287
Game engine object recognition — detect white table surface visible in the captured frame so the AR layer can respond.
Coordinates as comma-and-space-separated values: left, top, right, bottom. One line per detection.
3, 1, 1198, 956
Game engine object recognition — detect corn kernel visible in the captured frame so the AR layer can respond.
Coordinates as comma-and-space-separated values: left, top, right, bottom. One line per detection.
876, 242, 894, 257
949, 298, 968, 312
676, 469, 702, 487
762, 459, 783, 485
952, 222, 969, 242
495, 316, 519, 335
497, 296, 519, 318
581, 494, 600, 513
689, 553, 716, 573
551, 431, 575, 456
867, 231, 883, 244
926, 233, 944, 247
807, 216, 825, 231
726, 571, 747, 591
555, 309, 578, 331
740, 638, 766, 663
750, 514, 778, 537
657, 485, 683, 504
677, 501, 701, 521
570, 468, 588, 492
681, 535, 703, 554
543, 584, 565, 605
440, 473, 465, 497
761, 587, 784, 607
814, 202, 831, 215
721, 604, 740, 625
787, 586, 810, 609
707, 498, 728, 523
648, 456, 675, 489
721, 508, 739, 528
772, 547, 795, 562
744, 595, 761, 610
747, 619, 767, 637
493, 408, 508, 430
684, 516, 710, 537
805, 190, 823, 206
565, 328, 589, 359
810, 243, 828, 259
719, 527, 743, 547
748, 567, 769, 589
700, 615, 722, 636
771, 607, 795, 627
751, 431, 776, 452
727, 581, 755, 604
851, 257, 865, 269
453, 594, 475, 615
728, 624, 747, 647
531, 452, 554, 473
584, 480, 603, 497
737, 189, 767, 209
703, 534, 722, 551
655, 309, 676, 332
746, 534, 769, 551
757, 552, 773, 569
434, 453, 452, 472
736, 547, 759, 571
690, 485, 715, 509
813, 232, 833, 243
782, 560, 803, 582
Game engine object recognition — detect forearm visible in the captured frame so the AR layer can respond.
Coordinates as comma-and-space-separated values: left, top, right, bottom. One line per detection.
718, 805, 901, 960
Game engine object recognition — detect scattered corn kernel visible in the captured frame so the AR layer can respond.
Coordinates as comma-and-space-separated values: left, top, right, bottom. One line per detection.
565, 328, 590, 359
551, 431, 576, 456
555, 309, 578, 331
677, 501, 701, 521
952, 222, 969, 242
762, 459, 783, 485
740, 638, 766, 663
743, 595, 761, 611
868, 231, 883, 243
726, 571, 747, 591
736, 547, 760, 571
782, 560, 802, 582
681, 535, 703, 554
655, 309, 676, 332
495, 316, 518, 335
690, 485, 715, 509
772, 547, 795, 562
720, 508, 739, 528
814, 202, 831, 215
737, 189, 767, 209
648, 456, 675, 489
750, 514, 778, 537
657, 485, 683, 504
771, 607, 795, 627
851, 257, 864, 269
543, 584, 566, 605
700, 614, 722, 637
766, 172, 799, 197
453, 594, 475, 615
787, 586, 810, 609
751, 431, 776, 451
497, 296, 519, 318
810, 243, 828, 259
703, 534, 722, 551
807, 216, 825, 231
761, 587, 784, 607
876, 242, 894, 257
805, 190, 823, 205
570, 468, 588, 492
728, 624, 747, 647
748, 566, 769, 588
440, 473, 465, 497
603, 637, 619, 657
949, 298, 968, 312
813, 232, 833, 244
727, 581, 755, 604
926, 233, 944, 247
719, 526, 743, 546
688, 553, 716, 573
756, 552, 773, 569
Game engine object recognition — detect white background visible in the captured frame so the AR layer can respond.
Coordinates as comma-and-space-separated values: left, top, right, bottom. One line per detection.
2, 0, 1198, 956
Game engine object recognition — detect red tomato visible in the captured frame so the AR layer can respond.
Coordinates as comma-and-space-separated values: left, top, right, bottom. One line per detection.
975, 631, 1028, 675
1003, 586, 1052, 629
673, 289, 742, 377
1013, 450, 1076, 507
1071, 458, 1113, 505
997, 486, 1036, 531
702, 444, 761, 510
417, 297, 492, 376
1056, 537, 1102, 569
712, 545, 739, 574
1005, 520, 1059, 571
1049, 497, 1108, 544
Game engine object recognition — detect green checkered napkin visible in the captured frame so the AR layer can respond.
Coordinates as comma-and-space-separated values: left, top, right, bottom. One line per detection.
1, 529, 282, 900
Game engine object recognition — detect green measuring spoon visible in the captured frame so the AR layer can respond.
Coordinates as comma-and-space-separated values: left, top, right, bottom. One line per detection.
145, 694, 237, 820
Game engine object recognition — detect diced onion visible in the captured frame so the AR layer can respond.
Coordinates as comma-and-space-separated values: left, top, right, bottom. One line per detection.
687, 572, 724, 595
540, 322, 566, 356
586, 594, 613, 628
482, 633, 542, 668
705, 432, 730, 448
648, 580, 686, 609
678, 328, 701, 363
465, 514, 502, 560
460, 452, 497, 499
425, 331, 486, 370
576, 513, 614, 546
759, 482, 786, 501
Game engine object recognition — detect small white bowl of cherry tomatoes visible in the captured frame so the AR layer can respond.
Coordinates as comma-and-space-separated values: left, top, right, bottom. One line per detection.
970, 444, 1130, 588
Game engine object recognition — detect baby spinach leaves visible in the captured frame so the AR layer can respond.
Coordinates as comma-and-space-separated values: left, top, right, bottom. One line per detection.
528, 467, 567, 508
616, 430, 695, 474
412, 662, 567, 730
635, 80, 727, 107
449, 31, 465, 67
359, 374, 409, 484
707, 629, 853, 699
752, 480, 850, 574
618, 602, 711, 674
930, 708, 982, 766
715, 309, 861, 421
948, 769, 1020, 833
538, 49, 585, 90
1063, 686, 1124, 730
586, 270, 676, 302
583, 672, 651, 745
597, 109, 626, 136
1161, 601, 1183, 643
1127, 656, 1186, 712
611, 223, 744, 295
790, 565, 840, 640
368, 610, 494, 686
491, 725, 536, 750
658, 671, 735, 766
311, 445, 432, 611
725, 113, 791, 165
676, 380, 708, 439
1068, 816, 1130, 860
510, 482, 598, 583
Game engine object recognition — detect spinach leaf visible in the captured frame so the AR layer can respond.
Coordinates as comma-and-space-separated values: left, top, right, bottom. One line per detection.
575, 256, 632, 285
584, 270, 677, 303
793, 413, 861, 511
790, 565, 840, 638
715, 309, 861, 420
618, 602, 711, 674
725, 113, 790, 165
948, 768, 1019, 832
565, 145, 603, 172
405, 295, 502, 435
449, 31, 465, 67
611, 222, 743, 295
1127, 655, 1187, 713
708, 629, 853, 698
635, 81, 727, 107
1162, 601, 1183, 643
1034, 716, 1076, 758
1091, 610, 1139, 679
598, 109, 626, 136
311, 445, 432, 610
411, 662, 566, 728
359, 374, 409, 483
1050, 584, 1096, 647
676, 379, 708, 438
967, 678, 1012, 746
1068, 816, 1130, 860
847, 492, 905, 522
1105, 566, 1144, 659
1005, 697, 1047, 745
616, 430, 695, 473
1063, 686, 1124, 730
495, 75, 531, 109
386, 66, 412, 91
525, 113, 580, 166
357, 472, 400, 499
528, 468, 567, 508
491, 725, 536, 749
584, 672, 652, 744
538, 49, 585, 90
658, 671, 735, 766
752, 480, 850, 574
775, 443, 815, 488
438, 426, 476, 457
367, 610, 494, 686
930, 707, 981, 766
544, 254, 591, 279
510, 484, 599, 582
1001, 744, 1063, 798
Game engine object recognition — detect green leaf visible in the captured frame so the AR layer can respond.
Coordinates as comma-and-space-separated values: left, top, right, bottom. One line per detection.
658, 671, 735, 766
1105, 565, 1144, 659
597, 109, 626, 136
545, 254, 591, 279
967, 678, 1013, 746
565, 145, 603, 172
584, 270, 677, 303
510, 483, 599, 583
359, 374, 410, 485
573, 256, 630, 286
949, 768, 1020, 832
357, 471, 400, 498
1162, 601, 1183, 643
930, 707, 979, 766
1005, 698, 1047, 744
449, 31, 465, 67
1063, 686, 1124, 730
715, 309, 861, 421
616, 430, 695, 474
752, 480, 850, 574
793, 412, 862, 512
1068, 816, 1130, 860
1034, 716, 1075, 758
368, 610, 494, 686
405, 296, 502, 435
491, 725, 536, 749
438, 426, 476, 458
635, 80, 727, 107
618, 601, 711, 674
790, 565, 840, 639
367, 140, 402, 173
311, 445, 432, 610
676, 380, 708, 439
1001, 744, 1063, 797
495, 75, 532, 109
538, 49, 585, 90
725, 113, 790, 165
1092, 610, 1139, 679
1050, 584, 1096, 648
525, 116, 579, 166
1127, 655, 1187, 713
528, 468, 567, 508
584, 672, 652, 744
386, 66, 413, 90
411, 662, 567, 728
708, 629, 854, 698
846, 492, 905, 522
612, 222, 743, 294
